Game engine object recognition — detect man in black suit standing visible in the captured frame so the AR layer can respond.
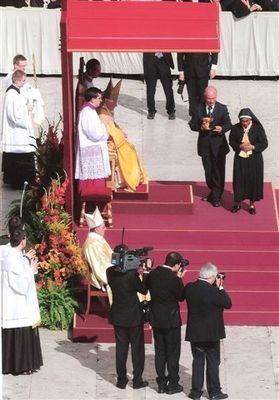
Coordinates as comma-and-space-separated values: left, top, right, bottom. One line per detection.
147, 252, 186, 394
184, 263, 232, 400
189, 86, 232, 207
106, 246, 149, 390
177, 52, 218, 117
143, 53, 176, 120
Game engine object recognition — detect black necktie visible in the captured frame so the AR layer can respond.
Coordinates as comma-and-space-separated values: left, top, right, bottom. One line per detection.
207, 106, 213, 117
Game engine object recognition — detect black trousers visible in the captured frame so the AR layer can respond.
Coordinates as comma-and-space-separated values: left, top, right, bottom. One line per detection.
201, 151, 226, 202
186, 76, 208, 116
2, 152, 35, 189
190, 341, 221, 398
153, 327, 181, 386
114, 325, 145, 384
144, 57, 175, 114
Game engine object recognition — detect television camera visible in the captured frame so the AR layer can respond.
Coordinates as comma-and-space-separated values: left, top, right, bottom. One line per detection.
111, 244, 154, 273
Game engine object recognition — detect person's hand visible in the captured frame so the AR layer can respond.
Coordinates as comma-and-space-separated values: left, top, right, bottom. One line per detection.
30, 257, 39, 273
213, 125, 222, 134
209, 69, 217, 80
25, 248, 36, 260
250, 3, 262, 11
27, 103, 33, 112
179, 72, 185, 81
177, 269, 187, 279
215, 276, 222, 288
241, 142, 253, 151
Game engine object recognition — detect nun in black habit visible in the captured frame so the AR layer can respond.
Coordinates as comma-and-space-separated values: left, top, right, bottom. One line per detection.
229, 108, 268, 215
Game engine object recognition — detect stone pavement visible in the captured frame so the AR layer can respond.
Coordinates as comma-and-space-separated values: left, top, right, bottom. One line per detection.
2, 326, 279, 400
1, 76, 279, 399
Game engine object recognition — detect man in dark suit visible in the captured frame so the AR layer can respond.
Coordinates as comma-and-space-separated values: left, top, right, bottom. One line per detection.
147, 252, 186, 395
143, 53, 175, 120
106, 247, 149, 390
189, 86, 232, 207
177, 53, 218, 117
184, 263, 232, 400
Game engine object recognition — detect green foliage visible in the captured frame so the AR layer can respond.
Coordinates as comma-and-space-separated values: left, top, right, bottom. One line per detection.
37, 281, 78, 330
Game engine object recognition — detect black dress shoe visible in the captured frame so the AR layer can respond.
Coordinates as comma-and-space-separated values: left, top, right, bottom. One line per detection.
133, 380, 149, 389
212, 201, 221, 207
168, 112, 176, 120
249, 206, 256, 215
165, 383, 183, 395
210, 392, 228, 400
158, 383, 167, 393
188, 392, 201, 400
231, 204, 241, 213
147, 112, 155, 120
116, 378, 128, 389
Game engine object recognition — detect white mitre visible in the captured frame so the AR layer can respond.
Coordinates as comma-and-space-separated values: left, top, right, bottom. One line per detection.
85, 207, 104, 229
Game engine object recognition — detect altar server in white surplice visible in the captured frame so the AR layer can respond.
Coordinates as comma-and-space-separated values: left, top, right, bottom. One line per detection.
75, 87, 111, 183
2, 70, 36, 189
4, 54, 45, 126
82, 207, 113, 303
1, 229, 43, 375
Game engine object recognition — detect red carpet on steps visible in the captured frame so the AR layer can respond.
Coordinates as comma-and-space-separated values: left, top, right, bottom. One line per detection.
72, 181, 279, 342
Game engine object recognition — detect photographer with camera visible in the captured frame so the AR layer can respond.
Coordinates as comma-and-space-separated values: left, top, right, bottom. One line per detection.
184, 262, 232, 400
106, 244, 150, 390
147, 252, 187, 395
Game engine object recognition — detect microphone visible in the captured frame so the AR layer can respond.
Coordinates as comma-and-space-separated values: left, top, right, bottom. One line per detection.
20, 181, 29, 218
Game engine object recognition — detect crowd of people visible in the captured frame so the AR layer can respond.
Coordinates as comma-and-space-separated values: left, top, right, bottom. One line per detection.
1, 0, 278, 11
1, 0, 60, 8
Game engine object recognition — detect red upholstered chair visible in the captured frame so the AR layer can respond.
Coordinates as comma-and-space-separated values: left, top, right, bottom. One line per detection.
78, 181, 113, 227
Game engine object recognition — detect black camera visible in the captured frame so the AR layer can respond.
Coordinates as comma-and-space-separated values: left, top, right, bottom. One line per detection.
179, 258, 189, 273
216, 272, 226, 280
111, 244, 153, 273
177, 80, 185, 95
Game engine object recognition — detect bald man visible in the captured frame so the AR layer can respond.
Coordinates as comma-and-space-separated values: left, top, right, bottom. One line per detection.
189, 87, 232, 207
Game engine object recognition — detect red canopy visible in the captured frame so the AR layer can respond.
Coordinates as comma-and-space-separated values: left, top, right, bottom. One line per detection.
60, 0, 220, 216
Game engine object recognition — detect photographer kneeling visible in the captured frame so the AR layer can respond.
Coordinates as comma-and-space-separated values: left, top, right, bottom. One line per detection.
106, 245, 150, 390
147, 251, 187, 395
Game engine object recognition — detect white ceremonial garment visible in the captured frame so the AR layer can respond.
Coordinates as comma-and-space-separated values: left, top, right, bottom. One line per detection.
1, 246, 40, 329
2, 86, 35, 153
75, 105, 111, 180
83, 232, 112, 290
4, 73, 45, 125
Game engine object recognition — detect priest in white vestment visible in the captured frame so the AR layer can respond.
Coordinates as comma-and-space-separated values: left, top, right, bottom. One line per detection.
75, 87, 111, 186
82, 207, 113, 303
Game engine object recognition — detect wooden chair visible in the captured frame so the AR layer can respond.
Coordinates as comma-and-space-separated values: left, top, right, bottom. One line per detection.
82, 265, 108, 316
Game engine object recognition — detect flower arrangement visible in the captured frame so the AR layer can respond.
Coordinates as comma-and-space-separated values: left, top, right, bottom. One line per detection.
35, 174, 87, 286
7, 117, 64, 242
7, 118, 87, 330
35, 116, 64, 189
33, 174, 87, 329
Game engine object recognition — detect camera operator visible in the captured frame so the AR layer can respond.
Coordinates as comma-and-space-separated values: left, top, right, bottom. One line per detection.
106, 245, 149, 390
184, 262, 232, 400
147, 251, 187, 395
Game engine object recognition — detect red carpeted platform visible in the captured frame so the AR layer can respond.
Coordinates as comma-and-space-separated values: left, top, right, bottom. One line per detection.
72, 181, 279, 342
